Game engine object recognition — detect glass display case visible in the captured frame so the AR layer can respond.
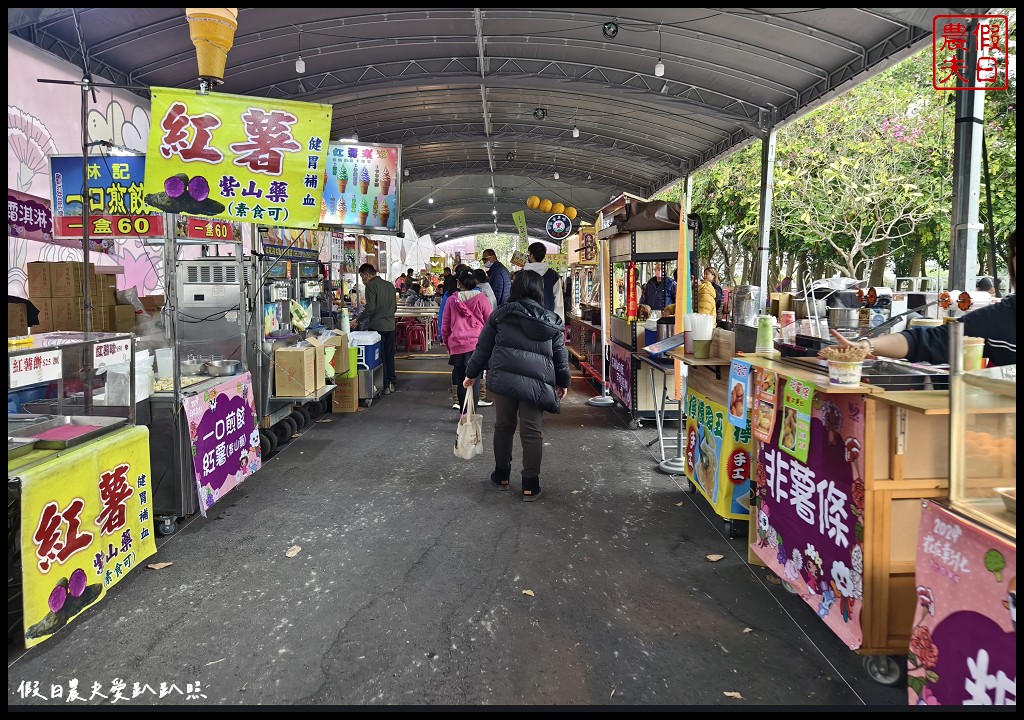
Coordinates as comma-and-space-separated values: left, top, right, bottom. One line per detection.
9, 331, 137, 468
949, 362, 1016, 540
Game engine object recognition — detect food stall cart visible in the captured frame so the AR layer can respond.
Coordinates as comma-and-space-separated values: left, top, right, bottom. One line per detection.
567, 232, 604, 386
741, 351, 975, 685
598, 194, 682, 429
8, 331, 156, 647
905, 330, 1015, 706
666, 329, 752, 538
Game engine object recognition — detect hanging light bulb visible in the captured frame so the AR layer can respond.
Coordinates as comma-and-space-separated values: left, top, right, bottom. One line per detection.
295, 55, 306, 74
428, 197, 434, 204
553, 171, 560, 180
572, 125, 580, 139
654, 27, 664, 78
404, 168, 409, 177
488, 187, 494, 194
492, 208, 497, 216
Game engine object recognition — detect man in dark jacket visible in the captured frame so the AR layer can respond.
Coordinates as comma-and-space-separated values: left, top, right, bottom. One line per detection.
465, 271, 570, 502
352, 263, 398, 393
481, 248, 512, 306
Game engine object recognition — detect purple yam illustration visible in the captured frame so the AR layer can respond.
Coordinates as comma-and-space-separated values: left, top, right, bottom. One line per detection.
69, 568, 88, 598
164, 173, 189, 198
48, 584, 68, 614
187, 175, 210, 202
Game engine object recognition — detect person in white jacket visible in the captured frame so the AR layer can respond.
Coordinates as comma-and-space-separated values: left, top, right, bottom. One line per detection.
524, 242, 565, 324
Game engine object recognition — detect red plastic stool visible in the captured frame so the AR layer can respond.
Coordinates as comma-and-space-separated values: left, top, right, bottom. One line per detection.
396, 320, 411, 350
406, 324, 428, 352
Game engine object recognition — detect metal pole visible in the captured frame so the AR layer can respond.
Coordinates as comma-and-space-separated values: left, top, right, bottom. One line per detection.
754, 125, 777, 304
948, 19, 985, 292
588, 229, 614, 406
981, 136, 1001, 297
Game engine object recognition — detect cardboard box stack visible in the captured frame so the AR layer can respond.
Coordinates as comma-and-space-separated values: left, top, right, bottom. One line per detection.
8, 303, 28, 337
27, 262, 136, 333
275, 346, 317, 397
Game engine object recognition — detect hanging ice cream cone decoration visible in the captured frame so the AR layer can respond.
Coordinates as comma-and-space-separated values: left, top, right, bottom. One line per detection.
186, 8, 239, 85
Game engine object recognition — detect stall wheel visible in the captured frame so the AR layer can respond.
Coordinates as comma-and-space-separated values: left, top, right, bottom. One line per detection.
628, 417, 643, 430
272, 419, 294, 446
289, 409, 308, 432
320, 395, 333, 415
283, 416, 299, 439
862, 654, 906, 686
724, 519, 745, 539
156, 517, 177, 537
259, 428, 278, 458
305, 401, 325, 423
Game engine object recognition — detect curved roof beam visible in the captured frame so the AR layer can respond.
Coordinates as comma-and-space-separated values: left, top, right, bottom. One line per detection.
408, 161, 643, 197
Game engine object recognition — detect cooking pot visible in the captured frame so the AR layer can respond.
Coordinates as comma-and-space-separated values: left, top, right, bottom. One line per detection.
657, 316, 675, 342
794, 297, 827, 320
826, 307, 860, 328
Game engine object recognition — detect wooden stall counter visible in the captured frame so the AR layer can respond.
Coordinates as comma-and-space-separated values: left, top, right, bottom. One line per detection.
741, 352, 959, 662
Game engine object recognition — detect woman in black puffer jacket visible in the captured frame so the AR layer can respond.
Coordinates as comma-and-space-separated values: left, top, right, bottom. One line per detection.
464, 270, 571, 501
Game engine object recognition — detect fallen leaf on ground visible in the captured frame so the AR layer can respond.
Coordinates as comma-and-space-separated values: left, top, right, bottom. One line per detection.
291, 433, 301, 439
723, 691, 743, 700
706, 554, 725, 562
147, 562, 173, 570
742, 628, 753, 634
675, 501, 684, 507
765, 575, 782, 585
285, 545, 302, 558
316, 418, 333, 423
522, 589, 535, 597
571, 490, 580, 495
205, 658, 225, 666
610, 689, 616, 698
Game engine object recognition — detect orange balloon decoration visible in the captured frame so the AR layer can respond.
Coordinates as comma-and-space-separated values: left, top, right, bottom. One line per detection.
552, 202, 565, 214
565, 207, 578, 220
539, 199, 553, 213
526, 195, 540, 210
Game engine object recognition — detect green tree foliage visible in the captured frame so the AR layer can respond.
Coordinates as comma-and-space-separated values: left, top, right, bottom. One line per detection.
655, 25, 1017, 287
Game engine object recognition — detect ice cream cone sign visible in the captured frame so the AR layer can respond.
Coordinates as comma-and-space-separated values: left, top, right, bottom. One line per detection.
379, 199, 390, 225
359, 166, 370, 194
372, 196, 379, 219
358, 197, 370, 225
186, 8, 238, 85
338, 164, 348, 194
381, 167, 392, 195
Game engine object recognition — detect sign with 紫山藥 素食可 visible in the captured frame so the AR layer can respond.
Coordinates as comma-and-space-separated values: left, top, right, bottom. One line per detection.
144, 88, 331, 229
19, 425, 156, 647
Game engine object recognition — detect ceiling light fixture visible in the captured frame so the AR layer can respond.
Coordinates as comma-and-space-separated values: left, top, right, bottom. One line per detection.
533, 108, 547, 121
654, 27, 664, 77
404, 168, 409, 177
295, 29, 305, 74
553, 171, 560, 180
506, 151, 516, 162
428, 197, 434, 204
602, 21, 619, 39
572, 125, 580, 139
488, 187, 494, 194
492, 209, 497, 216
587, 174, 592, 180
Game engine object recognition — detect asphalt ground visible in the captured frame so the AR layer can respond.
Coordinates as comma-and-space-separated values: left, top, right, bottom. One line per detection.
8, 347, 906, 708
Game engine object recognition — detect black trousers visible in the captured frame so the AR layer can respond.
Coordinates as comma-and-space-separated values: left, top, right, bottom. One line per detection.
379, 330, 396, 385
452, 363, 480, 408
492, 391, 544, 480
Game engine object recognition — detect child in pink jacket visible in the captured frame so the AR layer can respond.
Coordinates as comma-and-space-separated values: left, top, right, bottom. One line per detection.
443, 268, 493, 409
